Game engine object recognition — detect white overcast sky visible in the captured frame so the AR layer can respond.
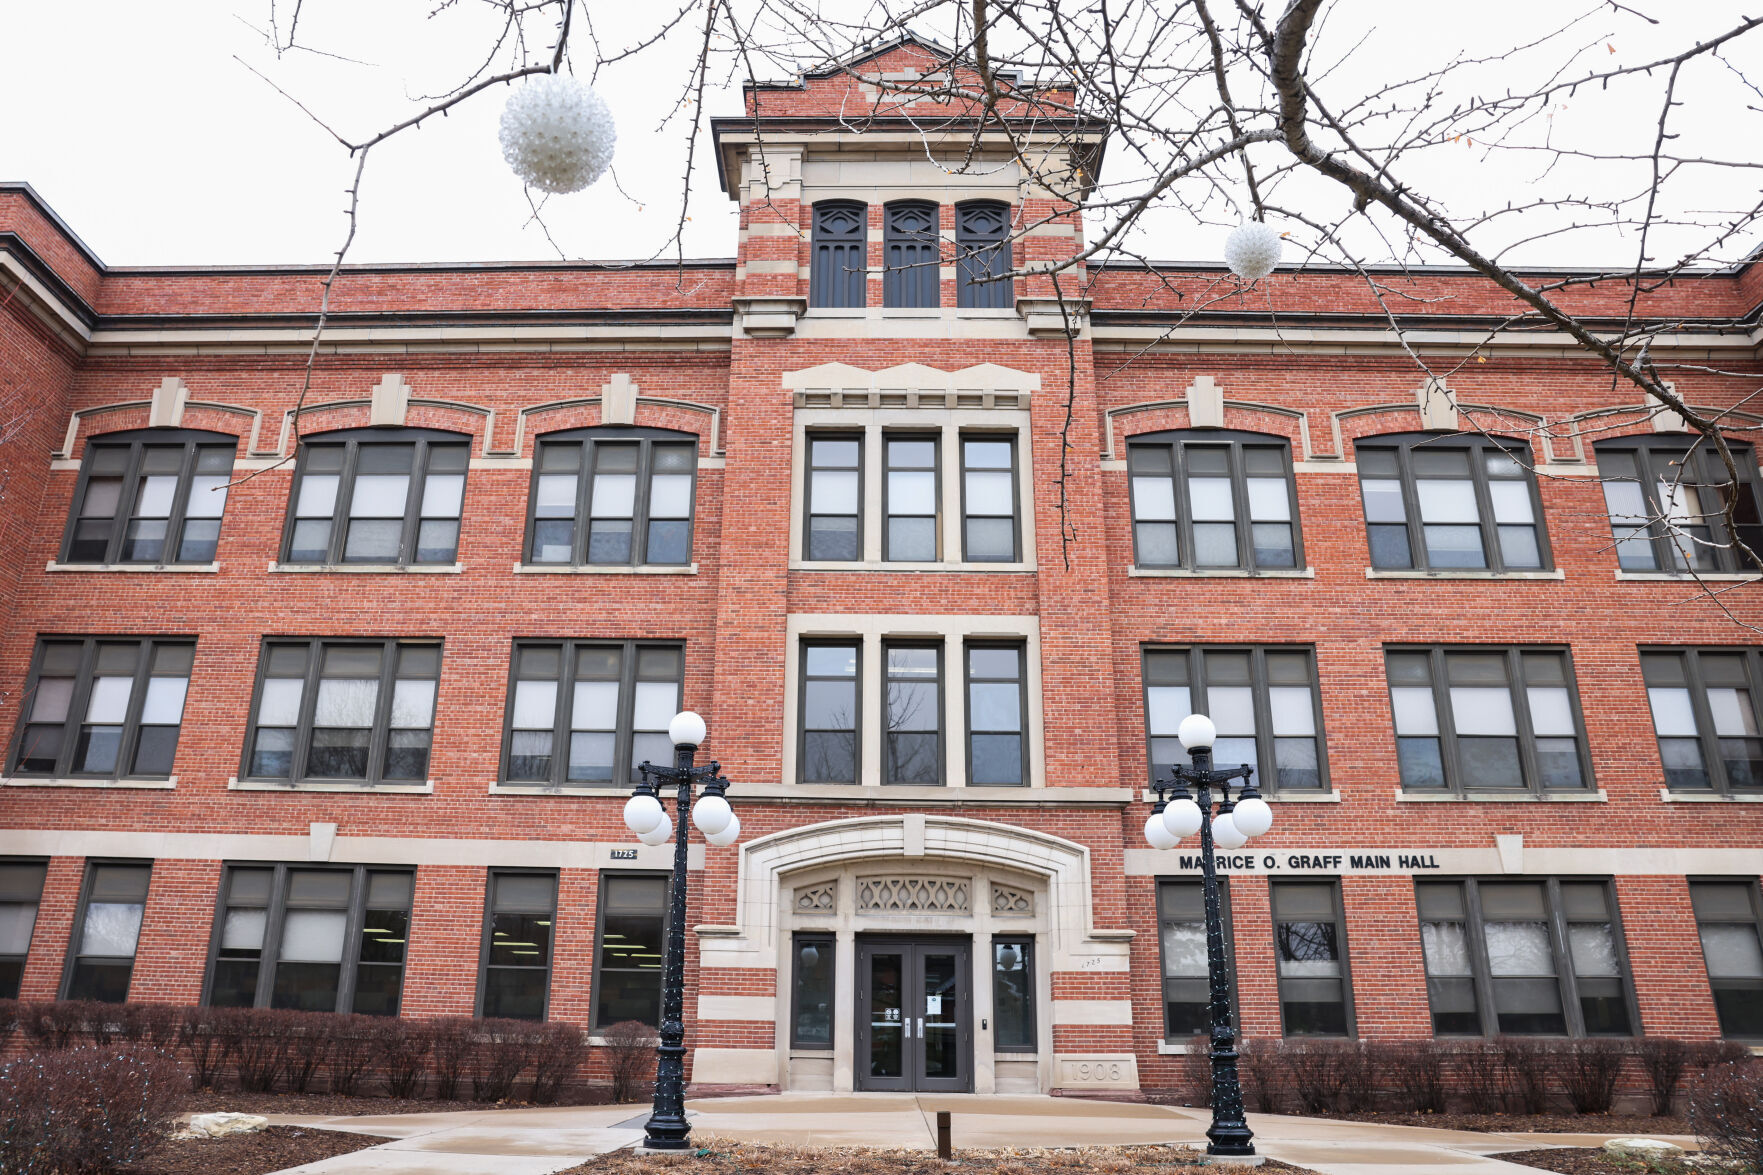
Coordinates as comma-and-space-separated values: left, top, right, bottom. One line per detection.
2, 2, 1760, 271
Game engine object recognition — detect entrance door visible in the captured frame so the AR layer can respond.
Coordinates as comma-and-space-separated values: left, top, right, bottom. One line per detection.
855, 937, 973, 1092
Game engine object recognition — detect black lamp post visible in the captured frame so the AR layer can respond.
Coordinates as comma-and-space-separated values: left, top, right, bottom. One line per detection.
623, 710, 741, 1152
1142, 713, 1274, 1160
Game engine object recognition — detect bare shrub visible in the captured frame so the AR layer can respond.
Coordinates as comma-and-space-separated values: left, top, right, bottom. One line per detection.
1280, 1038, 1365, 1114
283, 1011, 335, 1094
1235, 1038, 1283, 1114
1560, 1038, 1629, 1115
180, 1005, 231, 1090
600, 1019, 659, 1104
1688, 1056, 1763, 1172
430, 1017, 480, 1101
1497, 1036, 1559, 1115
123, 1002, 185, 1052
1177, 1043, 1213, 1108
1455, 1040, 1509, 1115
20, 1000, 86, 1050
1377, 1040, 1447, 1114
0, 1047, 189, 1174
327, 1014, 377, 1096
381, 1016, 433, 1098
476, 1018, 543, 1102
529, 1020, 587, 1104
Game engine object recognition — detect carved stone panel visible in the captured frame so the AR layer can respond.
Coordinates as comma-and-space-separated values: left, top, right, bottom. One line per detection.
991, 884, 1035, 917
856, 876, 970, 914
794, 882, 837, 913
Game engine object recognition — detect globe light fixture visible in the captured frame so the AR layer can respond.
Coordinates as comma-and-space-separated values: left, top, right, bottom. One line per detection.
1178, 713, 1217, 750
1145, 811, 1179, 850
1211, 809, 1248, 850
704, 813, 741, 848
1232, 794, 1274, 839
692, 792, 733, 836
623, 792, 665, 835
1162, 796, 1204, 839
499, 73, 617, 195
669, 710, 707, 748
1224, 221, 1282, 282
637, 813, 674, 847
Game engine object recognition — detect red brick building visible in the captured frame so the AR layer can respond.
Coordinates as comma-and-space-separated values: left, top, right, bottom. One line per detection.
3, 39, 1762, 1097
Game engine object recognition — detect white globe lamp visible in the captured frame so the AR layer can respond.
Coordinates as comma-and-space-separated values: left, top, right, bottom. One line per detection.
1233, 795, 1273, 838
669, 710, 707, 748
637, 813, 674, 847
498, 73, 617, 195
623, 792, 664, 835
692, 793, 733, 837
1224, 221, 1282, 282
1162, 797, 1204, 839
1145, 811, 1179, 850
1211, 810, 1248, 850
704, 813, 741, 847
1178, 713, 1217, 751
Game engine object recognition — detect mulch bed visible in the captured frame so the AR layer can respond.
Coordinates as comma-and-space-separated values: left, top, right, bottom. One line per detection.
1492, 1148, 1698, 1175
1308, 1111, 1694, 1135
122, 1125, 382, 1175
558, 1140, 1320, 1173
182, 1088, 607, 1116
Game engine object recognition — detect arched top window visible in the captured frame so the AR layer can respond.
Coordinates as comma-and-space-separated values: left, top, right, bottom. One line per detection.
956, 200, 1013, 309
883, 200, 940, 309
63, 429, 239, 566
526, 427, 698, 567
810, 201, 867, 309
1126, 430, 1301, 571
283, 428, 469, 567
1355, 432, 1547, 572
1595, 435, 1763, 574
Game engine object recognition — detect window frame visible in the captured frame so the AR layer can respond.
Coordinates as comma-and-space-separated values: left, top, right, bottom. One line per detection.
882, 199, 941, 309
804, 432, 864, 563
523, 427, 699, 568
959, 433, 1022, 564
1596, 435, 1763, 574
1690, 877, 1763, 1040
797, 640, 862, 785
1156, 876, 1237, 1042
990, 934, 1037, 1052
499, 639, 685, 788
1384, 644, 1595, 796
963, 639, 1030, 788
477, 868, 559, 1021
810, 200, 868, 309
0, 858, 48, 1000
955, 200, 1013, 310
1127, 430, 1305, 572
883, 432, 942, 562
1641, 646, 1763, 796
790, 931, 836, 1050
60, 429, 238, 566
1270, 878, 1357, 1037
590, 870, 670, 1029
7, 635, 196, 781
1139, 645, 1329, 794
883, 639, 946, 786
1356, 433, 1551, 573
279, 427, 469, 567
61, 859, 151, 1002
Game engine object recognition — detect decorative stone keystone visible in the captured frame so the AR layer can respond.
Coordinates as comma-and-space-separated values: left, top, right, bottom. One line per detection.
1187, 375, 1224, 428
370, 374, 411, 427
733, 296, 808, 337
1496, 833, 1523, 874
1417, 377, 1458, 430
309, 821, 338, 862
602, 373, 638, 425
148, 377, 188, 428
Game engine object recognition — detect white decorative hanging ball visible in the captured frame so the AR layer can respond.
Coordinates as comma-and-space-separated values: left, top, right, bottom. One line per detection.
692, 793, 733, 837
1233, 795, 1274, 839
1162, 797, 1204, 839
1144, 811, 1179, 851
1224, 221, 1283, 282
499, 73, 617, 194
637, 813, 674, 847
704, 813, 741, 848
1212, 811, 1249, 850
623, 792, 664, 835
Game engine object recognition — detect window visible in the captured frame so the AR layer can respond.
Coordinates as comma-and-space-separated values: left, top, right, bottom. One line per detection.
883, 200, 939, 309
810, 201, 867, 309
1142, 647, 1325, 792
805, 435, 862, 561
1157, 878, 1234, 1038
1691, 880, 1763, 1038
799, 642, 859, 784
1128, 433, 1301, 571
0, 861, 46, 998
481, 871, 557, 1020
991, 937, 1035, 1050
1416, 879, 1635, 1037
1385, 646, 1590, 794
10, 637, 193, 780
966, 643, 1027, 786
63, 431, 236, 565
283, 430, 467, 566
527, 429, 698, 567
1597, 436, 1763, 573
956, 201, 1012, 309
961, 436, 1019, 562
503, 641, 682, 787
886, 436, 939, 561
1357, 434, 1547, 571
1271, 881, 1353, 1036
206, 864, 413, 1015
65, 862, 149, 1002
885, 643, 942, 785
1643, 648, 1763, 794
593, 873, 667, 1027
791, 933, 835, 1049
243, 638, 441, 785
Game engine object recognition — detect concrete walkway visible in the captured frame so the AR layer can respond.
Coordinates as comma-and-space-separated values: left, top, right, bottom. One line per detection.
252, 1093, 1699, 1175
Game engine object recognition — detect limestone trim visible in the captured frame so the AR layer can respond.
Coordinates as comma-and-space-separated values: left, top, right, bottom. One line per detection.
1129, 567, 1315, 580
268, 563, 464, 575
1330, 402, 1549, 464
55, 397, 265, 460
1122, 844, 1763, 876
1101, 395, 1314, 462
513, 394, 724, 458
45, 562, 218, 574
1660, 789, 1763, 803
1395, 788, 1608, 803
1558, 403, 1763, 464
1137, 788, 1339, 804
1365, 568, 1566, 581
274, 396, 494, 459
732, 783, 1132, 805
2, 776, 177, 790
511, 563, 700, 576
1050, 1000, 1134, 1026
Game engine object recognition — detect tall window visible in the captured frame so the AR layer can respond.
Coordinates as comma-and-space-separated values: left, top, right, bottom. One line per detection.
527, 429, 697, 567
885, 436, 939, 561
1128, 433, 1301, 571
805, 435, 862, 561
991, 937, 1035, 1050
66, 863, 150, 1002
243, 638, 441, 785
966, 643, 1027, 786
791, 933, 835, 1048
10, 637, 193, 780
1598, 436, 1763, 574
284, 430, 467, 566
799, 642, 859, 784
1385, 646, 1591, 794
0, 861, 46, 999
885, 643, 942, 785
593, 873, 667, 1027
63, 431, 236, 565
1357, 434, 1547, 571
1142, 647, 1325, 792
883, 200, 939, 309
503, 641, 682, 787
1643, 648, 1763, 794
1271, 881, 1353, 1036
207, 864, 413, 1015
956, 201, 1012, 309
1691, 880, 1763, 1039
810, 201, 867, 309
481, 871, 557, 1020
1157, 878, 1234, 1038
961, 436, 1019, 562
1415, 879, 1634, 1037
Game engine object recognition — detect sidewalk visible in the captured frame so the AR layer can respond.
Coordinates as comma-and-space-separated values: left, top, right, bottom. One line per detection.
254, 1093, 1699, 1175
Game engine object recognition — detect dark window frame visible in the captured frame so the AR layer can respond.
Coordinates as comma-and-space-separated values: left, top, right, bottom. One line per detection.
0, 858, 48, 1000
882, 199, 941, 309
798, 639, 862, 785
1356, 433, 1551, 573
1156, 876, 1237, 1041
884, 432, 942, 562
1127, 430, 1305, 572
1641, 646, 1763, 796
1596, 435, 1763, 574
990, 934, 1036, 1052
280, 427, 469, 567
810, 201, 868, 309
478, 868, 559, 1021
963, 639, 1029, 788
1270, 878, 1357, 1037
7, 635, 196, 781
1690, 877, 1763, 1040
959, 433, 1022, 563
499, 639, 684, 788
1139, 645, 1329, 794
790, 931, 836, 1049
804, 432, 864, 562
523, 427, 699, 568
1384, 644, 1595, 796
61, 859, 151, 1002
590, 870, 670, 1029
955, 200, 1013, 309
883, 639, 945, 786
60, 429, 239, 566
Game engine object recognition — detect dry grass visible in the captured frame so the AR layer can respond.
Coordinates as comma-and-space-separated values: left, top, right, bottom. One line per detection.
559, 1139, 1317, 1174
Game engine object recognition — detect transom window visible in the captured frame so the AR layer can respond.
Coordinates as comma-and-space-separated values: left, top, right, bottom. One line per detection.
1386, 646, 1591, 794
961, 437, 1019, 562
206, 863, 413, 1015
284, 430, 467, 566
502, 641, 683, 786
244, 638, 441, 785
1357, 434, 1547, 571
1142, 646, 1325, 792
0, 861, 46, 999
1642, 647, 1763, 794
1691, 880, 1763, 1039
805, 435, 862, 561
10, 637, 193, 780
883, 200, 940, 309
1129, 432, 1301, 571
1417, 878, 1635, 1037
956, 201, 1012, 310
1272, 880, 1354, 1036
63, 431, 236, 565
527, 429, 697, 567
810, 201, 867, 309
65, 862, 150, 1003
1598, 437, 1763, 574
1157, 878, 1235, 1038
481, 871, 557, 1020
593, 873, 668, 1027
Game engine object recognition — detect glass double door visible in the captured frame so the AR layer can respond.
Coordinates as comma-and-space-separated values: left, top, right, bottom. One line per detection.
855, 936, 972, 1092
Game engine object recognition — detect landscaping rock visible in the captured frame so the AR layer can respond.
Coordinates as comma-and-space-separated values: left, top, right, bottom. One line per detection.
1604, 1138, 1684, 1159
178, 1111, 271, 1139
